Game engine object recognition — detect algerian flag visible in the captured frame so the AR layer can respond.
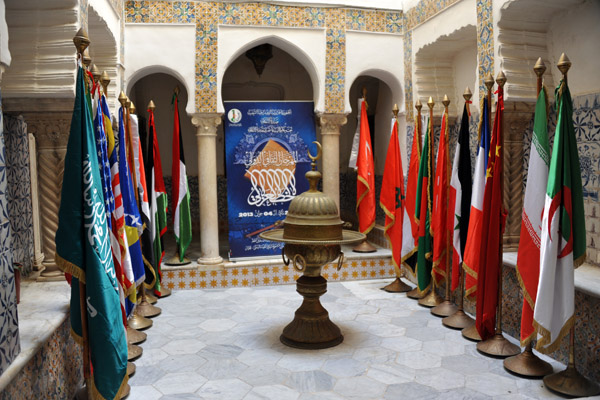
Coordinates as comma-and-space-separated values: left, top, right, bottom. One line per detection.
533, 80, 585, 354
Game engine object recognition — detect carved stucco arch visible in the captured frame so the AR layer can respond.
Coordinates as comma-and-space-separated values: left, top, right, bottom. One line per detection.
126, 66, 191, 113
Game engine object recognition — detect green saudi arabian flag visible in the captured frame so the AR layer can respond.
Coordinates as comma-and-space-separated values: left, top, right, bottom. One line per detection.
533, 79, 586, 354
55, 66, 128, 399
415, 118, 434, 293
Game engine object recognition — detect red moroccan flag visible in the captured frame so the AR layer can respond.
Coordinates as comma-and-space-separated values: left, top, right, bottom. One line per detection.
475, 85, 506, 340
432, 109, 450, 284
356, 100, 376, 234
380, 119, 405, 273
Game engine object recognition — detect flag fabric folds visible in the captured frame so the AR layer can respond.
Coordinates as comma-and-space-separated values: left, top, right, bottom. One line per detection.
356, 99, 376, 235
55, 66, 128, 400
148, 106, 168, 295
432, 108, 450, 285
380, 117, 405, 275
348, 98, 363, 169
516, 87, 550, 346
533, 80, 585, 353
449, 105, 472, 291
416, 117, 434, 293
463, 98, 491, 298
401, 114, 422, 275
475, 86, 506, 341
171, 93, 192, 260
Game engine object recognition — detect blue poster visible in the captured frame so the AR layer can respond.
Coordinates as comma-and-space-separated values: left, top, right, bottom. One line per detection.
224, 101, 317, 259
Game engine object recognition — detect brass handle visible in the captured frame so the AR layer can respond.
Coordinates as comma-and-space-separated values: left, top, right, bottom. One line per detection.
292, 254, 306, 272
282, 248, 290, 266
337, 252, 345, 271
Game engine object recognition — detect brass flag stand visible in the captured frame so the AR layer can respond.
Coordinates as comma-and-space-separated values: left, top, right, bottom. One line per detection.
541, 54, 600, 398
503, 57, 553, 378
475, 71, 519, 358
432, 95, 458, 317
443, 88, 476, 329
418, 97, 443, 308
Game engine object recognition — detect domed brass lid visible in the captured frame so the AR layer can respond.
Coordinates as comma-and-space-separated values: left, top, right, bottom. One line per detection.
260, 142, 365, 245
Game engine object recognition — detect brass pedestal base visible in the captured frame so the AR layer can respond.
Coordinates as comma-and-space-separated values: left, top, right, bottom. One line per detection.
77, 383, 130, 399
157, 287, 172, 298
280, 275, 343, 350
462, 323, 482, 341
431, 300, 458, 317
442, 310, 474, 330
477, 333, 520, 358
136, 300, 161, 318
543, 364, 600, 398
381, 278, 412, 293
122, 384, 130, 399
127, 343, 143, 361
127, 326, 147, 344
352, 239, 376, 253
504, 348, 553, 378
145, 291, 158, 304
165, 255, 191, 266
418, 288, 443, 308
407, 287, 424, 299
127, 361, 136, 377
128, 313, 153, 330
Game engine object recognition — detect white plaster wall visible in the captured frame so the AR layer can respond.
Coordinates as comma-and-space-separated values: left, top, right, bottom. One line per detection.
0, 0, 10, 67
89, 0, 120, 61
492, 0, 510, 81
124, 24, 196, 115
547, 0, 600, 96
217, 26, 326, 114
453, 44, 479, 113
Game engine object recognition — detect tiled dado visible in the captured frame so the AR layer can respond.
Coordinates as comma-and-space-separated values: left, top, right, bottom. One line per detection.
161, 255, 396, 291
125, 1, 403, 114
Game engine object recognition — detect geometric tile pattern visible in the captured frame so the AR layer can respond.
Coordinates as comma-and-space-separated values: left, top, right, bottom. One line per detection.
162, 257, 396, 291
124, 1, 403, 114
129, 279, 568, 399
0, 92, 20, 377
0, 316, 82, 400
403, 29, 414, 121
476, 0, 494, 100
405, 0, 461, 30
4, 115, 34, 276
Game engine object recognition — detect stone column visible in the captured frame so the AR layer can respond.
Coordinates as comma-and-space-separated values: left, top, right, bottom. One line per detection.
318, 114, 347, 212
191, 113, 223, 266
502, 101, 533, 251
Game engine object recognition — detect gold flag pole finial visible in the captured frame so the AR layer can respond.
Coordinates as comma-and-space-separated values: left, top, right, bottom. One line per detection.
148, 100, 156, 112
427, 96, 434, 110
125, 96, 132, 110
533, 57, 546, 78
73, 28, 90, 58
557, 53, 571, 82
484, 73, 495, 92
392, 103, 399, 119
100, 71, 110, 97
442, 94, 450, 112
91, 64, 100, 84
118, 91, 127, 108
496, 71, 506, 88
174, 85, 180, 96
463, 87, 472, 102
82, 48, 92, 70
415, 99, 422, 113
129, 101, 136, 115
362, 87, 368, 110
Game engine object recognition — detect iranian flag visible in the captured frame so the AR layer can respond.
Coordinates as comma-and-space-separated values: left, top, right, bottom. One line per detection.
516, 87, 550, 346
380, 117, 404, 274
401, 114, 422, 275
463, 97, 491, 298
171, 93, 192, 260
533, 80, 585, 354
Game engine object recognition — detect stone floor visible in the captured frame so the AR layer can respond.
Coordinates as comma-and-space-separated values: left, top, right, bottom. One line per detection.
128, 279, 596, 400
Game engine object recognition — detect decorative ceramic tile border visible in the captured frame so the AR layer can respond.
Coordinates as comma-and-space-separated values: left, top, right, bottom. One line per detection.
162, 256, 395, 290
404, 29, 413, 121
405, 0, 460, 30
125, 1, 402, 114
476, 0, 494, 100
79, 0, 89, 31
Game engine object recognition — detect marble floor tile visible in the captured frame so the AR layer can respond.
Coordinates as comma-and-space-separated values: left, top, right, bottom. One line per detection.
127, 279, 569, 399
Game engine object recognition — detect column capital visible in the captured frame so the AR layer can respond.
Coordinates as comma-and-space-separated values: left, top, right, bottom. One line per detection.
318, 113, 347, 134
191, 113, 223, 136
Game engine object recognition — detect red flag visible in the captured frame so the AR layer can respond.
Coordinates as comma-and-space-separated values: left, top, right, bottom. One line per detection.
380, 119, 404, 273
432, 109, 450, 284
356, 100, 376, 234
475, 86, 506, 340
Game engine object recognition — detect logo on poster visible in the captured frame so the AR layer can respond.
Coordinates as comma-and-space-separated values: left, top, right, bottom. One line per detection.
228, 108, 242, 124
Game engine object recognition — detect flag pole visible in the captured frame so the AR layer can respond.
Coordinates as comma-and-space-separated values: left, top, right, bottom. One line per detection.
443, 88, 476, 329
432, 95, 458, 317
72, 28, 94, 400
462, 73, 495, 343
476, 71, 520, 358
504, 57, 554, 377
407, 100, 425, 300
542, 54, 600, 398
419, 97, 443, 308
